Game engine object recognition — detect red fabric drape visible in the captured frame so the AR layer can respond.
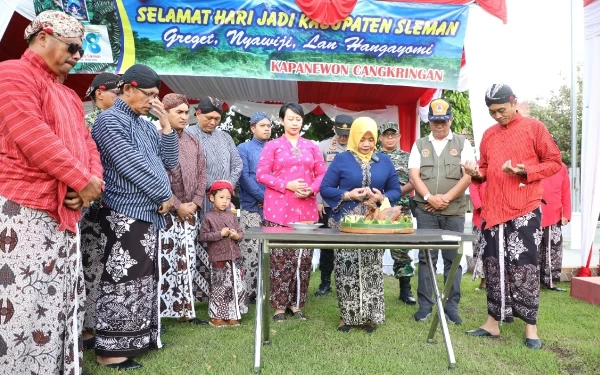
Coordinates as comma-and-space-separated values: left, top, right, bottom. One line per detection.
294, 0, 358, 25
584, 0, 596, 6
397, 104, 417, 151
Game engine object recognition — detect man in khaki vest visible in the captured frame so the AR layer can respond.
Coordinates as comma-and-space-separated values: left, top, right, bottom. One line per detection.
408, 98, 474, 324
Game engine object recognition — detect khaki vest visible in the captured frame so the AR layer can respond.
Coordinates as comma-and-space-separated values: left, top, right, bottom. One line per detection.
413, 134, 467, 216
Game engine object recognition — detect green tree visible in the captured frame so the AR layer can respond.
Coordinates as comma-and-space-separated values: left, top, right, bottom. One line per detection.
525, 72, 582, 167
219, 109, 334, 145
420, 90, 472, 140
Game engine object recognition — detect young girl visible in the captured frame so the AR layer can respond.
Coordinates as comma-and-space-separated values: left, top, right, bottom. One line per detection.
200, 180, 248, 327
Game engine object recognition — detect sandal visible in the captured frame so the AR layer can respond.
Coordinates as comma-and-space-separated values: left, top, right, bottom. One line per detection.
273, 313, 286, 322
293, 311, 308, 321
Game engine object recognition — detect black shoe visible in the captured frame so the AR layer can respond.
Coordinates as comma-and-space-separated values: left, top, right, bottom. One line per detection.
399, 277, 416, 305
525, 338, 542, 349
82, 337, 95, 350
362, 324, 376, 334
445, 311, 463, 325
337, 324, 352, 333
315, 282, 332, 296
105, 358, 143, 371
549, 287, 567, 292
413, 309, 432, 322
465, 328, 499, 338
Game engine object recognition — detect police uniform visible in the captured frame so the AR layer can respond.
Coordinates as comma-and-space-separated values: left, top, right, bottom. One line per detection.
315, 114, 353, 296
378, 121, 416, 305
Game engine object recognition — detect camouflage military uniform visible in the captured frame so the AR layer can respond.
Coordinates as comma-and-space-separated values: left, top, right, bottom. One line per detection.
379, 147, 414, 278
85, 107, 102, 131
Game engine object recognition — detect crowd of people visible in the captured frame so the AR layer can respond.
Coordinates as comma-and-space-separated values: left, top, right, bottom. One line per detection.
0, 10, 572, 375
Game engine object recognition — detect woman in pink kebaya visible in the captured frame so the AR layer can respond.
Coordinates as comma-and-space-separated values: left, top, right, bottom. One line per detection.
256, 102, 326, 322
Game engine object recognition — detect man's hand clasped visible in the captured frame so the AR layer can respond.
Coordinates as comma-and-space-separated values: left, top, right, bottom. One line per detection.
64, 176, 104, 210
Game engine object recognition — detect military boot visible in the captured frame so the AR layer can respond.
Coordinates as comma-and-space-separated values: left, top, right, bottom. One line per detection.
315, 278, 332, 296
399, 276, 416, 305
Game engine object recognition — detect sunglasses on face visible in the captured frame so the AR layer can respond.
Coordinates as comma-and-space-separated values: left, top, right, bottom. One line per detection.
133, 86, 159, 100
48, 34, 84, 58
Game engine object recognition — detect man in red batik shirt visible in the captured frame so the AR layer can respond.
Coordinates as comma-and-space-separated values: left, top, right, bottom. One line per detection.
0, 10, 103, 375
462, 84, 562, 350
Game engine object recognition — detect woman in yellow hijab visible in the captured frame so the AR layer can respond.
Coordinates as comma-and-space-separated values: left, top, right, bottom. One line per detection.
346, 117, 378, 163
320, 117, 401, 333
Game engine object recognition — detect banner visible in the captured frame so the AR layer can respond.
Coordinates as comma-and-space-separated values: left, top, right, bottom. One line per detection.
38, 0, 469, 89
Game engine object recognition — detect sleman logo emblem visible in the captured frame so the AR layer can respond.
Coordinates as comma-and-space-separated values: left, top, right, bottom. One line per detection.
422, 149, 430, 157
449, 148, 458, 156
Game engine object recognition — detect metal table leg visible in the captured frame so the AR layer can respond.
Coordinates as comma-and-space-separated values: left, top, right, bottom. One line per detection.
424, 247, 457, 369
262, 243, 271, 345
253, 240, 265, 374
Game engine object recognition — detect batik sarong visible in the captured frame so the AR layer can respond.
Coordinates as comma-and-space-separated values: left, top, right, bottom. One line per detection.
328, 218, 385, 325
239, 210, 262, 301
263, 220, 313, 310
80, 205, 103, 332
482, 208, 542, 325
471, 226, 485, 280
158, 212, 199, 318
94, 208, 161, 358
0, 195, 84, 375
208, 258, 248, 320
539, 222, 563, 288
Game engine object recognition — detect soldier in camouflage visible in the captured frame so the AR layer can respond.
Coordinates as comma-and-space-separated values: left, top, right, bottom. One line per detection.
84, 72, 120, 130
378, 121, 417, 305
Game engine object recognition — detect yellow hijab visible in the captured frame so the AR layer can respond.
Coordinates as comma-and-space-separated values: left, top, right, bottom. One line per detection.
346, 117, 378, 162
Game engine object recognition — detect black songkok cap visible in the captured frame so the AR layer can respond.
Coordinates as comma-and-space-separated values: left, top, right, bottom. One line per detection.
119, 64, 161, 90
485, 83, 516, 106
195, 96, 223, 116
85, 72, 119, 98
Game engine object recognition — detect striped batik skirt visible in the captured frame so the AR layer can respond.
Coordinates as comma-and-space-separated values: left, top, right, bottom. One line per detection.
94, 208, 161, 358
0, 195, 84, 375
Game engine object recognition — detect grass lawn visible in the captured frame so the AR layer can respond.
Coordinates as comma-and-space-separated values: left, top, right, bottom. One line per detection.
83, 273, 600, 375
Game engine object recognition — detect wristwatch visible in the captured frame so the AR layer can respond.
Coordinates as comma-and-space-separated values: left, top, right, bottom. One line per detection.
424, 193, 431, 201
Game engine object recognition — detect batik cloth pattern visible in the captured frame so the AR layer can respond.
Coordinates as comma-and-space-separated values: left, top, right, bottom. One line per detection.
94, 208, 161, 358
80, 205, 104, 332
482, 208, 542, 325
239, 210, 262, 301
0, 195, 84, 375
208, 258, 248, 320
263, 220, 313, 310
158, 212, 199, 318
328, 205, 385, 325
539, 222, 563, 288
471, 226, 485, 280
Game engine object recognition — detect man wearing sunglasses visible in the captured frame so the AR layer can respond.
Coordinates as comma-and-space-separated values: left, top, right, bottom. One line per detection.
0, 10, 103, 375
91, 64, 178, 370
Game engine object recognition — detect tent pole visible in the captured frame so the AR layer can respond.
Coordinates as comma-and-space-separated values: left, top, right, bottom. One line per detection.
570, 0, 579, 212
